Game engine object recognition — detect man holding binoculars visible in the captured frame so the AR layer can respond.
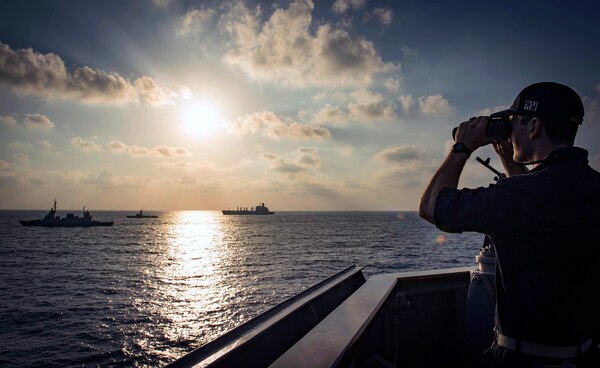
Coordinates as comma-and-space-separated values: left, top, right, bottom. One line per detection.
419, 82, 599, 367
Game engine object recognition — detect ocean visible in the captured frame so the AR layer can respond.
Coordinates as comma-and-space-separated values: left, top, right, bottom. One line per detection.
0, 210, 483, 367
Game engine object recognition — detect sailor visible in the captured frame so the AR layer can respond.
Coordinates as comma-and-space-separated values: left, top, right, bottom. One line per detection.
419, 82, 600, 367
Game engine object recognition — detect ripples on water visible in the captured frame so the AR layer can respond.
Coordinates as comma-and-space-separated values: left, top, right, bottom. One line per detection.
0, 210, 483, 367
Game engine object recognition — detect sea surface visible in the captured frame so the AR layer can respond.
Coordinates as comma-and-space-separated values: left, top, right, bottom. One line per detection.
0, 210, 484, 367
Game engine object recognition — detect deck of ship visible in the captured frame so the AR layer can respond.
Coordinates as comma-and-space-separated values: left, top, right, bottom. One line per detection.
167, 265, 496, 368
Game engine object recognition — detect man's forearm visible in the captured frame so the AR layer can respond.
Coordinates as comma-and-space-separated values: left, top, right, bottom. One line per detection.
419, 152, 469, 224
493, 142, 528, 177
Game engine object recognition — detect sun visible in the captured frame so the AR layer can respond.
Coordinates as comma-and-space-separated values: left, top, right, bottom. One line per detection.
181, 101, 221, 137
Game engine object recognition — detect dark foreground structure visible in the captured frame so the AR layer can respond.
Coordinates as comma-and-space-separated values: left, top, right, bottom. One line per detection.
167, 246, 499, 368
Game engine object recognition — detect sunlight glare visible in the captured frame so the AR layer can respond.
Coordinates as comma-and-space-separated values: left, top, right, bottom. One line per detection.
158, 211, 229, 342
181, 102, 221, 137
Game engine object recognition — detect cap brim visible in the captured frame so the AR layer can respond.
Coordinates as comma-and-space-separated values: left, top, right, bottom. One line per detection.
489, 109, 515, 118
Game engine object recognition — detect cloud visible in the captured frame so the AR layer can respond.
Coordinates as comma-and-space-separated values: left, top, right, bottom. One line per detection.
0, 164, 158, 194
1, 113, 55, 129
0, 159, 19, 172
154, 146, 192, 157
401, 46, 419, 57
418, 94, 453, 115
312, 91, 349, 102
313, 89, 396, 124
82, 170, 114, 187
341, 176, 363, 189
477, 104, 510, 117
76, 169, 154, 188
582, 96, 600, 121
66, 66, 139, 104
313, 104, 348, 124
106, 141, 190, 157
399, 94, 415, 113
156, 159, 232, 172
297, 181, 340, 198
259, 147, 322, 176
0, 159, 22, 186
296, 146, 321, 168
371, 145, 436, 190
221, 0, 397, 88
332, 0, 367, 14
12, 153, 30, 164
38, 140, 53, 150
106, 140, 126, 152
260, 152, 306, 174
374, 145, 425, 163
595, 84, 600, 93
0, 42, 180, 106
152, 0, 171, 8
229, 111, 331, 140
70, 137, 103, 152
177, 8, 216, 36
23, 113, 55, 129
297, 146, 317, 153
366, 8, 394, 26
383, 77, 400, 91
134, 76, 177, 107
108, 141, 154, 157
29, 176, 46, 186
348, 89, 396, 121
335, 144, 354, 157
116, 145, 153, 156
373, 162, 437, 189
0, 114, 17, 126
181, 175, 197, 185
374, 8, 394, 25
71, 137, 192, 157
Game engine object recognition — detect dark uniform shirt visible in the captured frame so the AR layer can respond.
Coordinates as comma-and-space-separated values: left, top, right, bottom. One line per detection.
434, 147, 600, 345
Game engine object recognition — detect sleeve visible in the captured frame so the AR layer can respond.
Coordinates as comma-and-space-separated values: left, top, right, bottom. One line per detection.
433, 176, 535, 235
433, 187, 479, 233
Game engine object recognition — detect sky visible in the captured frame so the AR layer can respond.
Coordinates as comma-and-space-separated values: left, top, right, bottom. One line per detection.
1, 0, 599, 211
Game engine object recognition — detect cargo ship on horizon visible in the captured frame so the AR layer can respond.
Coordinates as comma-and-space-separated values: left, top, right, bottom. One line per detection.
222, 203, 274, 215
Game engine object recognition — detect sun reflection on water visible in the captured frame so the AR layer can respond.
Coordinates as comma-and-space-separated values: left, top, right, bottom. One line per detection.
158, 211, 231, 347
168, 211, 222, 276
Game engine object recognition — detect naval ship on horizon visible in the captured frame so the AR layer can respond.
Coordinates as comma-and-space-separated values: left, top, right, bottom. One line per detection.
222, 203, 274, 215
126, 209, 158, 218
19, 200, 113, 227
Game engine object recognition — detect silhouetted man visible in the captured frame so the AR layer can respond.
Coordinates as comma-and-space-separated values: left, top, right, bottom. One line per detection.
419, 82, 599, 367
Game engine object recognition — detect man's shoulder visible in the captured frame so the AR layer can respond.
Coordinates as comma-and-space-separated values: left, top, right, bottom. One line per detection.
529, 157, 600, 186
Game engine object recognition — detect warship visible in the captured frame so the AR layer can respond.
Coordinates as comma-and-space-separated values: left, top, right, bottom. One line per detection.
126, 209, 158, 218
19, 200, 113, 227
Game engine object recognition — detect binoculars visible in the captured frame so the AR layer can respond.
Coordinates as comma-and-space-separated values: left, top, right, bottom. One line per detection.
452, 112, 512, 141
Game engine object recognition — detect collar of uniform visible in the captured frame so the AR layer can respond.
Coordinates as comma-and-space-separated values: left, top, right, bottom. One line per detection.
530, 147, 589, 172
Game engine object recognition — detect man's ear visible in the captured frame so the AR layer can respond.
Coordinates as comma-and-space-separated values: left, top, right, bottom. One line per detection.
528, 117, 543, 139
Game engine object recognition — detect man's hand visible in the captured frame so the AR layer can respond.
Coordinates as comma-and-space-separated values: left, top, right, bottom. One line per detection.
420, 116, 494, 225
492, 138, 513, 159
454, 116, 494, 150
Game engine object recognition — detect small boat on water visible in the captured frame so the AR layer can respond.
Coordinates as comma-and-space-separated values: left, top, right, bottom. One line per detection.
19, 200, 113, 227
222, 203, 274, 215
126, 209, 158, 218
